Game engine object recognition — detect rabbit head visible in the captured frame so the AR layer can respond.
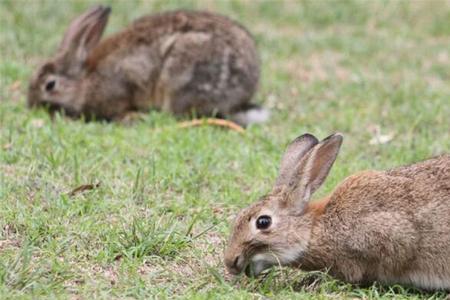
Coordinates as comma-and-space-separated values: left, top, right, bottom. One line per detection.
27, 6, 110, 116
224, 133, 343, 276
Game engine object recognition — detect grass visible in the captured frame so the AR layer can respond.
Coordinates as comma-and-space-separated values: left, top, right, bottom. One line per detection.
1, 0, 450, 298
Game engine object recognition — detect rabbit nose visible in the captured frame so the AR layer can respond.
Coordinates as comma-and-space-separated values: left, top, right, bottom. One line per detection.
225, 254, 244, 275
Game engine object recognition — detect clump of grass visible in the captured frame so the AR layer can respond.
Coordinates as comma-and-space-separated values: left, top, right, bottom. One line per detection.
0, 243, 71, 294
104, 215, 194, 262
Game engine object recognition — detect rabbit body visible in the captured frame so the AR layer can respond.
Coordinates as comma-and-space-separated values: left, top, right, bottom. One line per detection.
302, 155, 450, 289
224, 133, 450, 290
28, 7, 262, 123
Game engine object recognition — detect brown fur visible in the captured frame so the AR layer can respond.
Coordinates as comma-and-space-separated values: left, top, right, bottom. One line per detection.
306, 196, 331, 217
28, 7, 261, 124
224, 133, 450, 290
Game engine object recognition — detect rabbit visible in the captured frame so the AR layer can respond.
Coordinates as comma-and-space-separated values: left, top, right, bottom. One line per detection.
27, 6, 268, 125
224, 133, 450, 290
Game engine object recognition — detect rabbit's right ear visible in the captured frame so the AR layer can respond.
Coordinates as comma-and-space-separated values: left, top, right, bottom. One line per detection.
57, 6, 111, 68
275, 133, 319, 187
285, 133, 343, 212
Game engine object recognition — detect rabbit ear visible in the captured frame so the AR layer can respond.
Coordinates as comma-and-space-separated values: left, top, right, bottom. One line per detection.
58, 6, 111, 67
286, 133, 343, 211
275, 133, 319, 187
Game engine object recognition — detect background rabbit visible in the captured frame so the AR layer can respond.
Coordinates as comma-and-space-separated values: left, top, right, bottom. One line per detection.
224, 133, 450, 290
27, 6, 266, 125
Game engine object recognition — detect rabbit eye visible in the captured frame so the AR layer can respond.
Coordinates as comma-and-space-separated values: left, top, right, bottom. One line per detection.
256, 215, 271, 230
45, 80, 56, 92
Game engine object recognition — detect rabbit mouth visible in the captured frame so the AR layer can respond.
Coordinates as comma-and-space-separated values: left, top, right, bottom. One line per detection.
46, 102, 65, 114
245, 253, 279, 277
245, 261, 273, 277
42, 101, 79, 119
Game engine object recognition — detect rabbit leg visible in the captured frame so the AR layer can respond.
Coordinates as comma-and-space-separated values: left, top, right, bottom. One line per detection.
114, 111, 147, 124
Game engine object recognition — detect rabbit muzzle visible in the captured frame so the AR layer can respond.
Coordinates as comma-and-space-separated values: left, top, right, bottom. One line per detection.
224, 254, 246, 275
245, 252, 280, 277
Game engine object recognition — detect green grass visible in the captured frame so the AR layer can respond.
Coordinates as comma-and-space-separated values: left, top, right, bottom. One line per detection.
1, 0, 450, 298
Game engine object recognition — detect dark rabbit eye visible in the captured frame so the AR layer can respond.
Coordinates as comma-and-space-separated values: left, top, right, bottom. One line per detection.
45, 80, 56, 91
256, 215, 272, 230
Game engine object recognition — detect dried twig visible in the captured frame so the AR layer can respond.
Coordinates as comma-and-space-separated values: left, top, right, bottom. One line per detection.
68, 182, 101, 196
177, 118, 245, 133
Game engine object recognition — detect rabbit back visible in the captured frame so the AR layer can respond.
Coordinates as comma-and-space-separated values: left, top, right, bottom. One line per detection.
85, 10, 260, 120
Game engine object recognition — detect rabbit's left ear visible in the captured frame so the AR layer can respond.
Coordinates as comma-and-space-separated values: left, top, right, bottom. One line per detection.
286, 133, 343, 212
57, 6, 111, 68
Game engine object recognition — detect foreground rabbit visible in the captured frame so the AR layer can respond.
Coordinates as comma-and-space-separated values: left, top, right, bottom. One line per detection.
28, 6, 266, 125
224, 133, 450, 290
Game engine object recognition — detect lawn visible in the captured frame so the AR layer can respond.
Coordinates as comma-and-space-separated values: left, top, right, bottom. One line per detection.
1, 0, 450, 299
